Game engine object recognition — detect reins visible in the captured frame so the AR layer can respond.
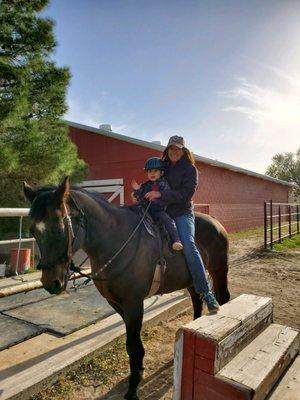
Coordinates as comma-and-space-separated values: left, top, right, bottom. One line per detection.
65, 196, 151, 286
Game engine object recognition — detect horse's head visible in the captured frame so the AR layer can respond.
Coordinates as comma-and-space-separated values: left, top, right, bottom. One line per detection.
23, 176, 76, 295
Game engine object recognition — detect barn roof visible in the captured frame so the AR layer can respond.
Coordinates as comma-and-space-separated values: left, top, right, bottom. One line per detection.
66, 120, 294, 188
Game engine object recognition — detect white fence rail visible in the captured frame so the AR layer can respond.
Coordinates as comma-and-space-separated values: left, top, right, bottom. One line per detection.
0, 209, 33, 276
0, 178, 125, 275
0, 208, 29, 217
0, 209, 31, 247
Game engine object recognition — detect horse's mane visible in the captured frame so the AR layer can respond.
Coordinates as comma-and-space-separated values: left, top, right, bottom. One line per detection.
29, 185, 111, 221
72, 186, 110, 205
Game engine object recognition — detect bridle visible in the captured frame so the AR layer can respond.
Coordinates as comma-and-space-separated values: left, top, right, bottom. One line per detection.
63, 197, 152, 281
36, 194, 85, 274
36, 193, 151, 283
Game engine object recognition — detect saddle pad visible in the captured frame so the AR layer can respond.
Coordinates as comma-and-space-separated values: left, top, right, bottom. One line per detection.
146, 263, 165, 298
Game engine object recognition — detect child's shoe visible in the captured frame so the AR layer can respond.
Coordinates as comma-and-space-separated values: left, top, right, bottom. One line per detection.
203, 291, 220, 312
172, 241, 183, 251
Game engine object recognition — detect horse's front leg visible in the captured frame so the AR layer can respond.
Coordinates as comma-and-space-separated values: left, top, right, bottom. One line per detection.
123, 299, 144, 400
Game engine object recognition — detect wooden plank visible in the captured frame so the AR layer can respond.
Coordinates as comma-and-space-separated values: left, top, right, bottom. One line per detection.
185, 294, 273, 374
80, 179, 123, 186
87, 185, 122, 193
0, 271, 91, 298
218, 294, 272, 322
193, 369, 252, 400
268, 355, 300, 400
0, 333, 59, 374
217, 324, 300, 400
185, 294, 272, 342
173, 330, 184, 400
216, 304, 273, 372
181, 330, 196, 400
185, 313, 241, 341
0, 272, 41, 290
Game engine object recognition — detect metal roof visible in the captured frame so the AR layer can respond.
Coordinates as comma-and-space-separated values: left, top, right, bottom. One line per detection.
66, 120, 294, 188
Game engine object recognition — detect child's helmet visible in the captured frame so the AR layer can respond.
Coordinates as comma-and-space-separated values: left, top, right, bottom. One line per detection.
144, 157, 164, 171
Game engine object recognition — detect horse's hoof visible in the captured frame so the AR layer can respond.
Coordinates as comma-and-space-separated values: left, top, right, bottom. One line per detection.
124, 393, 139, 400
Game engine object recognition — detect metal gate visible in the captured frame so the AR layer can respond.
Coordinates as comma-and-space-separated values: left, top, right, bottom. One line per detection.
264, 201, 300, 249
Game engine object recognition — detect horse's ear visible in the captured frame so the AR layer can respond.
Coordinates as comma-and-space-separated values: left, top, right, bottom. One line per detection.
23, 182, 38, 203
54, 176, 70, 207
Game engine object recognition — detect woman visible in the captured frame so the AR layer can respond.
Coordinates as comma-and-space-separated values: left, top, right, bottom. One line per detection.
145, 135, 220, 312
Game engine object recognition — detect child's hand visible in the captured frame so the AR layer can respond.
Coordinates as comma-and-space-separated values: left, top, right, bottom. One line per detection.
131, 180, 141, 190
131, 192, 138, 204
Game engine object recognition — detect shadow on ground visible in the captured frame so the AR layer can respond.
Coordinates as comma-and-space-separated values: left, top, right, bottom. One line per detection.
97, 361, 173, 400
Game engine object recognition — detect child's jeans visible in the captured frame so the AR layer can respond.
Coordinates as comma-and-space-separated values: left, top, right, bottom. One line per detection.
150, 209, 180, 243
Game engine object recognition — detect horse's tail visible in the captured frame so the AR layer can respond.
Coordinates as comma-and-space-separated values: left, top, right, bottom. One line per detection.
194, 213, 230, 305
211, 232, 230, 305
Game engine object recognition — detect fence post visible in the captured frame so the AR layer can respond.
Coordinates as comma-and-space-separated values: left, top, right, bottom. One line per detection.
270, 200, 273, 249
278, 205, 281, 243
289, 205, 292, 238
264, 202, 267, 249
297, 205, 299, 234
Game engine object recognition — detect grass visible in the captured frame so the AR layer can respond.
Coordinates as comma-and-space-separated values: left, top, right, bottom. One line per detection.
273, 234, 300, 251
24, 267, 37, 274
228, 226, 264, 241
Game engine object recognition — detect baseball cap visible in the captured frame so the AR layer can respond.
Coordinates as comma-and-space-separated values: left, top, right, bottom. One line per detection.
166, 135, 185, 149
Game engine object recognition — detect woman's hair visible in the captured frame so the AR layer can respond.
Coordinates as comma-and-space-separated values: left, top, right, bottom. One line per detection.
162, 147, 196, 165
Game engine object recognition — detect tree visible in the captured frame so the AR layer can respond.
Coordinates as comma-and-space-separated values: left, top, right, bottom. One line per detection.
0, 0, 87, 210
266, 149, 300, 199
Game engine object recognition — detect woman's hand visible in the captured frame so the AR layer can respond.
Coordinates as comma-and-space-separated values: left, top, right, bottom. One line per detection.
131, 180, 141, 190
145, 191, 161, 201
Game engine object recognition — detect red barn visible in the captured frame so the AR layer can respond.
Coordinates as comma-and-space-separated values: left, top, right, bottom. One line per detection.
68, 121, 293, 232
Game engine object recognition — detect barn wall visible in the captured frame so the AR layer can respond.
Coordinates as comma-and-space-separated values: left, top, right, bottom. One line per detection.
69, 126, 161, 204
69, 126, 291, 232
193, 162, 290, 231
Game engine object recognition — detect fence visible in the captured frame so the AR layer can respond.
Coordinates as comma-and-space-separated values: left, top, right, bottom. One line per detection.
0, 208, 33, 275
264, 201, 300, 249
0, 179, 125, 275
193, 203, 210, 214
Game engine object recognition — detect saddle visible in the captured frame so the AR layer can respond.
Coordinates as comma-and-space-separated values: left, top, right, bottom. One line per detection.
130, 205, 174, 254
128, 205, 175, 297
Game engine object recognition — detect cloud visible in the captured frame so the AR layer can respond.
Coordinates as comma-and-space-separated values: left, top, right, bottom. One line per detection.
65, 97, 133, 135
65, 98, 104, 128
222, 73, 300, 150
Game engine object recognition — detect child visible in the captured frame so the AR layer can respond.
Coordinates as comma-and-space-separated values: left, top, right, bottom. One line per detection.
131, 157, 183, 251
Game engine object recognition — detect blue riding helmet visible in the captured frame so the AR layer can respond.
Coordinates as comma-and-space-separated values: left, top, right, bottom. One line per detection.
144, 157, 164, 171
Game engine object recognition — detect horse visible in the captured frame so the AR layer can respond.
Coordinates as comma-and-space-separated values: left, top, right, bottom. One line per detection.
23, 176, 230, 400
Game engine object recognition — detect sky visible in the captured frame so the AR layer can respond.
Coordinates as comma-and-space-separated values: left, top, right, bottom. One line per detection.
45, 0, 300, 174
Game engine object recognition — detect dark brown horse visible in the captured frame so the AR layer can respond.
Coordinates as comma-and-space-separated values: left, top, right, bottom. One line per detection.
23, 177, 230, 400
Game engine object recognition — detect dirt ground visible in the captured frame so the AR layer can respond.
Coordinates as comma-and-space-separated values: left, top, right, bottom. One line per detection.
32, 233, 300, 400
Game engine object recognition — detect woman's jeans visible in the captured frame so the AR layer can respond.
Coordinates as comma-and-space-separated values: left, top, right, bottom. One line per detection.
174, 213, 209, 294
